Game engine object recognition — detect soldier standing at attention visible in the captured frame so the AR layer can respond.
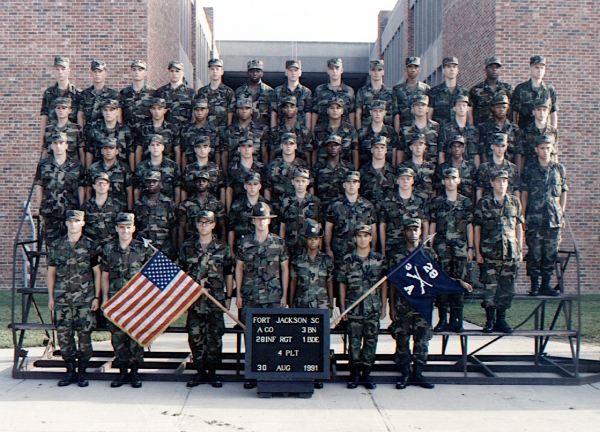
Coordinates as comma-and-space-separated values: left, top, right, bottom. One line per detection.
516, 98, 558, 174
312, 136, 355, 211
358, 136, 396, 207
475, 133, 520, 203
77, 60, 120, 132
434, 136, 477, 203
272, 60, 313, 128
119, 60, 156, 142
225, 139, 266, 213
40, 56, 79, 141
512, 56, 558, 129
399, 133, 437, 201
136, 97, 181, 166
520, 136, 568, 297
429, 168, 474, 333
388, 219, 435, 390
474, 171, 523, 334
439, 95, 480, 166
357, 100, 399, 168
196, 59, 236, 134
155, 60, 196, 126
180, 99, 221, 169
47, 210, 101, 387
235, 60, 275, 128
427, 57, 471, 127
181, 136, 225, 203
313, 98, 359, 167
477, 94, 521, 166
42, 97, 85, 162
268, 96, 313, 164
355, 60, 396, 129
393, 57, 430, 130
101, 213, 153, 388
179, 211, 233, 388
469, 57, 513, 126
338, 224, 387, 390
398, 95, 440, 165
312, 58, 356, 129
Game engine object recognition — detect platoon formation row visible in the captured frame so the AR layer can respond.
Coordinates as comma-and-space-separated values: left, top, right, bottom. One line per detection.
38, 53, 566, 390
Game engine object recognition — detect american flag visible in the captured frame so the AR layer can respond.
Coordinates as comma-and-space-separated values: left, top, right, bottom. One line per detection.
102, 251, 204, 347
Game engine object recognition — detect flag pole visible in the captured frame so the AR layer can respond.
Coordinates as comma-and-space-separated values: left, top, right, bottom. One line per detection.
330, 275, 388, 327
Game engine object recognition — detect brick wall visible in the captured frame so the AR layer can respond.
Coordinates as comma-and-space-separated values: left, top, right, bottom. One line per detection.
147, 0, 180, 88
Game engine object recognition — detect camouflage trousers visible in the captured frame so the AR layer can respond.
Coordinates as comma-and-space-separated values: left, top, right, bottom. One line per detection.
186, 309, 225, 369
480, 258, 519, 310
347, 318, 379, 367
240, 301, 280, 325
525, 228, 561, 279
389, 299, 432, 366
42, 216, 67, 247
55, 303, 95, 362
108, 321, 144, 366
434, 252, 468, 309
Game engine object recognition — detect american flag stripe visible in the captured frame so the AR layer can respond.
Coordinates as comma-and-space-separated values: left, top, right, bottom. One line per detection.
117, 280, 167, 328
109, 279, 156, 323
103, 273, 151, 316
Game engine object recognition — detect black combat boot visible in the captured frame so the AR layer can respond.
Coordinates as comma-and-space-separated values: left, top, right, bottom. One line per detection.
361, 366, 376, 390
77, 359, 89, 387
410, 361, 434, 389
395, 364, 410, 390
433, 308, 448, 332
58, 361, 77, 387
483, 307, 495, 333
207, 363, 223, 388
110, 367, 129, 388
243, 379, 257, 389
529, 277, 540, 296
539, 277, 559, 296
129, 364, 142, 388
446, 307, 464, 333
186, 367, 208, 388
347, 365, 360, 389
493, 309, 514, 333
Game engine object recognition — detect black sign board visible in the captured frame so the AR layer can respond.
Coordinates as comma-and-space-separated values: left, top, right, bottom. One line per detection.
244, 308, 330, 380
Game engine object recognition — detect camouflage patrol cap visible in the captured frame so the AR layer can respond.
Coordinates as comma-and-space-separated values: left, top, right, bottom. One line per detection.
208, 58, 224, 67
93, 172, 110, 183
492, 133, 508, 145
101, 99, 120, 109
193, 98, 209, 109
144, 170, 162, 181
327, 58, 343, 67
193, 136, 211, 147
454, 95, 470, 105
280, 133, 297, 144
115, 212, 135, 225
90, 60, 106, 71
100, 138, 118, 148
53, 97, 72, 108
345, 171, 361, 182
52, 132, 68, 143
193, 171, 211, 182
131, 60, 147, 69
245, 172, 262, 184
66, 210, 85, 221
450, 135, 466, 145
303, 218, 324, 238
485, 56, 502, 67
247, 60, 264, 70
196, 210, 216, 223
443, 167, 460, 178
534, 98, 550, 109
397, 167, 415, 178
54, 57, 69, 68
405, 57, 420, 67
530, 55, 546, 66
370, 100, 387, 110
236, 97, 253, 108
328, 98, 345, 108
286, 60, 301, 69
372, 136, 388, 147
149, 134, 165, 144
536, 134, 555, 146
293, 168, 310, 179
408, 133, 427, 145
354, 224, 372, 236
168, 60, 184, 71
403, 218, 422, 228
238, 137, 254, 147
369, 59, 384, 70
279, 96, 297, 106
412, 94, 429, 106
249, 202, 277, 219
491, 94, 510, 105
492, 170, 509, 180
443, 57, 459, 66
150, 97, 167, 108
325, 135, 342, 146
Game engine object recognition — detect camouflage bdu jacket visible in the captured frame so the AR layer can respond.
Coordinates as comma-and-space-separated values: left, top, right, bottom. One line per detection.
47, 235, 101, 306
434, 160, 477, 200
512, 79, 558, 129
155, 82, 197, 125
136, 121, 180, 162
475, 159, 520, 197
180, 122, 221, 164
132, 194, 177, 255
227, 196, 271, 240
399, 120, 440, 163
439, 120, 480, 162
85, 159, 133, 205
355, 84, 397, 126
474, 194, 523, 260
222, 121, 269, 162
35, 157, 84, 218
178, 194, 226, 239
101, 239, 153, 297
312, 82, 356, 126
225, 160, 265, 203
182, 161, 224, 195
427, 82, 470, 127
43, 121, 84, 160
337, 250, 386, 319
379, 192, 430, 249
326, 196, 376, 258
279, 193, 323, 252
521, 161, 568, 229
399, 159, 437, 201
469, 80, 513, 125
235, 82, 275, 127
81, 196, 126, 248
312, 159, 355, 210
313, 121, 359, 162
478, 119, 521, 163
195, 84, 236, 130
264, 157, 311, 202
359, 162, 397, 207
357, 124, 399, 166
179, 237, 233, 313
429, 194, 473, 258
269, 122, 314, 160
272, 84, 313, 125
86, 121, 134, 164
134, 158, 181, 200
41, 82, 80, 124
77, 86, 120, 126
237, 233, 289, 304
392, 80, 430, 127
516, 123, 559, 166
290, 251, 334, 309
119, 84, 157, 129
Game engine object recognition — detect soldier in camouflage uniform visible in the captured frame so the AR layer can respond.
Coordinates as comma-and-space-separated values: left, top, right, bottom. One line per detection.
477, 94, 521, 165
180, 98, 221, 168
355, 60, 396, 129
132, 170, 177, 258
521, 136, 568, 297
313, 98, 359, 166
439, 95, 480, 165
101, 213, 153, 388
338, 224, 387, 390
35, 132, 85, 245
312, 136, 356, 210
393, 57, 430, 129
398, 95, 440, 165
269, 96, 313, 163
515, 98, 558, 172
469, 57, 514, 126
429, 168, 474, 333
85, 138, 134, 209
512, 56, 558, 129
235, 60, 275, 127
42, 97, 85, 162
196, 58, 236, 133
357, 100, 399, 167
136, 97, 181, 166
312, 58, 356, 128
359, 136, 396, 208
119, 60, 156, 137
134, 134, 181, 205
77, 60, 120, 131
181, 135, 225, 203
474, 171, 524, 334
179, 210, 233, 388
47, 210, 101, 387
279, 168, 322, 258
225, 138, 266, 212
475, 133, 520, 202
272, 60, 313, 128
388, 218, 435, 390
399, 133, 437, 201
434, 136, 477, 202
155, 60, 196, 126
427, 57, 471, 127
40, 56, 79, 138
81, 172, 126, 249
